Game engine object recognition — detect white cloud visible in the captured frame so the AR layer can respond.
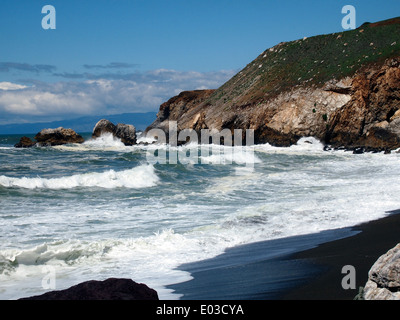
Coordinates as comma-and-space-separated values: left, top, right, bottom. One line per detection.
0, 82, 28, 91
0, 69, 236, 123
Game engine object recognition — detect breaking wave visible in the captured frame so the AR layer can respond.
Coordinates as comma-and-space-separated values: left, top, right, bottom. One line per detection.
0, 164, 159, 189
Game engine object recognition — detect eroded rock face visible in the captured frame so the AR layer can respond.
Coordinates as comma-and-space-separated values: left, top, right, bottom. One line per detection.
92, 119, 137, 146
326, 59, 400, 152
34, 127, 84, 146
364, 243, 400, 300
19, 278, 159, 300
144, 81, 353, 147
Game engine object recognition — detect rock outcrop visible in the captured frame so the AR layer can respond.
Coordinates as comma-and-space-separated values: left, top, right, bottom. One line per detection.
145, 90, 215, 134
14, 136, 36, 148
363, 243, 400, 300
19, 278, 159, 300
326, 59, 400, 153
145, 17, 400, 152
92, 119, 137, 146
34, 127, 84, 146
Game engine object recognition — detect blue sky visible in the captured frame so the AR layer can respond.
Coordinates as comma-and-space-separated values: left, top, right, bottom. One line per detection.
0, 0, 399, 125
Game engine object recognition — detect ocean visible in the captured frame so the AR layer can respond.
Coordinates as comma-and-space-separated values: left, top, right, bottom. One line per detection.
1, 132, 400, 300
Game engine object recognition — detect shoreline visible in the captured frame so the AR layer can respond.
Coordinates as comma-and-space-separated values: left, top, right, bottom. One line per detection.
167, 210, 400, 300
283, 209, 400, 300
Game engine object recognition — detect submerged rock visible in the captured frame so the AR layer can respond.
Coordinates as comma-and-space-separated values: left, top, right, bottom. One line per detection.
363, 243, 400, 300
34, 127, 84, 146
19, 278, 159, 300
92, 119, 136, 146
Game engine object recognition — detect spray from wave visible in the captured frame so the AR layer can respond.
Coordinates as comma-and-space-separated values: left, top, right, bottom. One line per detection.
83, 133, 126, 148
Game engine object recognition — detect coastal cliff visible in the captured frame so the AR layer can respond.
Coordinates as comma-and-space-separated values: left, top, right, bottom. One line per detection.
145, 17, 400, 152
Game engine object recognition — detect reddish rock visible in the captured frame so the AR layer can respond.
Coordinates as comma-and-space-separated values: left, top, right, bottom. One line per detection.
326, 59, 400, 152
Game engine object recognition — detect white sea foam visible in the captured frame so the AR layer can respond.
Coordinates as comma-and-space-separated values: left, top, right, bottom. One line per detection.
199, 145, 262, 165
0, 229, 225, 299
0, 164, 159, 189
53, 133, 129, 152
83, 132, 126, 148
136, 132, 157, 144
255, 137, 326, 154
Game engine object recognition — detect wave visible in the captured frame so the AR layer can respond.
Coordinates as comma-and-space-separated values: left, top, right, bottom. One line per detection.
199, 145, 262, 165
52, 133, 129, 152
0, 164, 159, 189
83, 133, 126, 148
0, 230, 211, 299
136, 132, 157, 144
254, 137, 326, 154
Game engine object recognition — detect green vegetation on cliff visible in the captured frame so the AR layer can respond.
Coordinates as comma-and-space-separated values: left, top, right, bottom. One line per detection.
208, 17, 400, 108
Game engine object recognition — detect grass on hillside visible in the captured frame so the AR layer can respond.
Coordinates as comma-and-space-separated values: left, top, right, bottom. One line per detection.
208, 17, 400, 108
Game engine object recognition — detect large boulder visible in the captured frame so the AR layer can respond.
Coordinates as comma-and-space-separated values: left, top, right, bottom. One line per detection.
115, 123, 137, 146
92, 119, 137, 146
34, 127, 84, 146
363, 243, 400, 300
92, 119, 117, 137
19, 278, 159, 300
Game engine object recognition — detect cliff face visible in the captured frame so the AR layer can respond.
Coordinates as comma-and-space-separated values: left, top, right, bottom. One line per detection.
146, 18, 400, 151
327, 59, 400, 152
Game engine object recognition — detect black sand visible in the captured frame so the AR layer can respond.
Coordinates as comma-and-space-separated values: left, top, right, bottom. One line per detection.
167, 210, 400, 300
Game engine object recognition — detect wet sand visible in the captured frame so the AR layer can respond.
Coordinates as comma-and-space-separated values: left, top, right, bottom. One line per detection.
167, 210, 400, 300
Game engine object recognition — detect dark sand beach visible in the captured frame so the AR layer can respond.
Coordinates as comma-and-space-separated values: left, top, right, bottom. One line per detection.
168, 210, 400, 300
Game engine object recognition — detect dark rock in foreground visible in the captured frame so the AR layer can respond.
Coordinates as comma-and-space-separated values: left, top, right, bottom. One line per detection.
14, 136, 36, 148
19, 278, 159, 300
92, 119, 137, 145
34, 127, 84, 146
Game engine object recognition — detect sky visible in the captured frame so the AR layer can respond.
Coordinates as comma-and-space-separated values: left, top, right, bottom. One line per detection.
0, 0, 399, 125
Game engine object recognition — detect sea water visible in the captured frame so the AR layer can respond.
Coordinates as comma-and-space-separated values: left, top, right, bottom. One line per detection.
0, 133, 400, 299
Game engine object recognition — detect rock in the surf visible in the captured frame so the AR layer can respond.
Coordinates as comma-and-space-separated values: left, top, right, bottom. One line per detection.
34, 127, 84, 146
92, 119, 137, 146
14, 136, 36, 148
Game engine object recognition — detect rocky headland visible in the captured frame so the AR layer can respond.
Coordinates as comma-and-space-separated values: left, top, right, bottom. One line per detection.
145, 17, 400, 153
